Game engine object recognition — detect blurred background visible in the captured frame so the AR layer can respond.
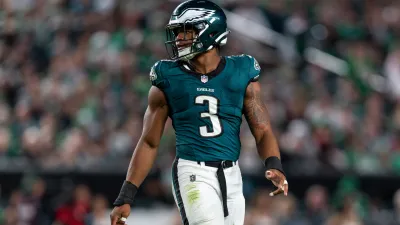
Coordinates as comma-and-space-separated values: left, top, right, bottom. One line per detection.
1, 0, 400, 224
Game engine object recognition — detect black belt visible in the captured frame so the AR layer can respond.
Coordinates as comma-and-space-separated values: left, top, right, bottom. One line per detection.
197, 160, 236, 217
197, 160, 236, 168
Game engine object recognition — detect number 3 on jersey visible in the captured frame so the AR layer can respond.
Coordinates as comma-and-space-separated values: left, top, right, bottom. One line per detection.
195, 95, 222, 137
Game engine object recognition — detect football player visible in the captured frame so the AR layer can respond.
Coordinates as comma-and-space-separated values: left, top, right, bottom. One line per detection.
110, 0, 288, 224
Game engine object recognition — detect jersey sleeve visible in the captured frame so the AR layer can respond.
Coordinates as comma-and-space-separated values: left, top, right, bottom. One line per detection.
245, 55, 261, 82
149, 61, 169, 89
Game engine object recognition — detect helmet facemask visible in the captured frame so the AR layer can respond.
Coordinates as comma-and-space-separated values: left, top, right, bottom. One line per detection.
165, 22, 211, 61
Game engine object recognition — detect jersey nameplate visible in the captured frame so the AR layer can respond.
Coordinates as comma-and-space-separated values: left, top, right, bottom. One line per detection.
197, 87, 214, 92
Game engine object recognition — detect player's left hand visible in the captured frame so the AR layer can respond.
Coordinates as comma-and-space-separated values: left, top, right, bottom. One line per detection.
265, 169, 288, 197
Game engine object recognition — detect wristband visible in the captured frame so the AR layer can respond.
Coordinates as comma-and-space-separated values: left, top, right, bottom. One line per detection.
264, 156, 285, 176
113, 181, 138, 207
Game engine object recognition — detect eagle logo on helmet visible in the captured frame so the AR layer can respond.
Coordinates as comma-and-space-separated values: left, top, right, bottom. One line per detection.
170, 8, 216, 24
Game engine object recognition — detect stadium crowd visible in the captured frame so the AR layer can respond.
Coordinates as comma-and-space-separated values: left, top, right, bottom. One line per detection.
1, 0, 400, 224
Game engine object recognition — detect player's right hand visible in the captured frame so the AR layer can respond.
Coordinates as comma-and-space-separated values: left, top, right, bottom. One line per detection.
110, 204, 131, 225
265, 169, 289, 197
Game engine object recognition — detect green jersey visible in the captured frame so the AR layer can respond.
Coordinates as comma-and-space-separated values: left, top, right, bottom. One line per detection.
150, 54, 261, 161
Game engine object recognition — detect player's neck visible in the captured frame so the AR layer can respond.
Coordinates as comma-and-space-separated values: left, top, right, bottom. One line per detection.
190, 50, 221, 74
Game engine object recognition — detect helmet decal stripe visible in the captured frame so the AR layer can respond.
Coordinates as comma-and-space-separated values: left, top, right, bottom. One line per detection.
198, 24, 210, 36
215, 31, 230, 42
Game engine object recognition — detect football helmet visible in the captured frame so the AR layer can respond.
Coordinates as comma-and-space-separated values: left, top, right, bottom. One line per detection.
165, 0, 230, 61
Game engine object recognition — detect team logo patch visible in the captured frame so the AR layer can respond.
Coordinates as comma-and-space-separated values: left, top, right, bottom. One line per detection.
149, 66, 157, 81
201, 75, 208, 83
190, 174, 196, 182
254, 58, 261, 71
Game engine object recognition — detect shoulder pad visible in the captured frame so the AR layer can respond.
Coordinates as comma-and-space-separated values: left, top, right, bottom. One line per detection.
227, 54, 261, 82
149, 60, 173, 89
243, 54, 261, 82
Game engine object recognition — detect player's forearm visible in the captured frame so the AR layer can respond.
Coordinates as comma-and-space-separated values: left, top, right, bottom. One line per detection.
113, 139, 159, 207
255, 129, 281, 160
255, 128, 285, 175
125, 139, 158, 187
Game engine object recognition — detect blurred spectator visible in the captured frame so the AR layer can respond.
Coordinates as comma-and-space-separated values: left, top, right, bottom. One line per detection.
273, 194, 310, 225
305, 185, 330, 225
85, 194, 109, 225
54, 184, 91, 225
246, 189, 278, 225
391, 189, 400, 225
325, 195, 363, 225
18, 177, 48, 225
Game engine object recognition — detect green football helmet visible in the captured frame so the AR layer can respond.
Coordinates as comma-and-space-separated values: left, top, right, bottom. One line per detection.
165, 0, 230, 61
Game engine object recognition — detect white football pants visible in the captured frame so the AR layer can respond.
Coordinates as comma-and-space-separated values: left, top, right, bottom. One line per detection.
172, 158, 245, 225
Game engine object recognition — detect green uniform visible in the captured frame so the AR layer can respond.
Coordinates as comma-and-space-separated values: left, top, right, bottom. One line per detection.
150, 54, 261, 161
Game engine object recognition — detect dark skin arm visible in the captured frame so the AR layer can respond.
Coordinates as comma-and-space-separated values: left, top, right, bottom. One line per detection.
110, 86, 169, 225
243, 81, 288, 196
125, 86, 169, 186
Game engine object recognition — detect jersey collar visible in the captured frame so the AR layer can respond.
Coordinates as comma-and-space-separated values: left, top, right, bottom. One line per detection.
179, 57, 226, 80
